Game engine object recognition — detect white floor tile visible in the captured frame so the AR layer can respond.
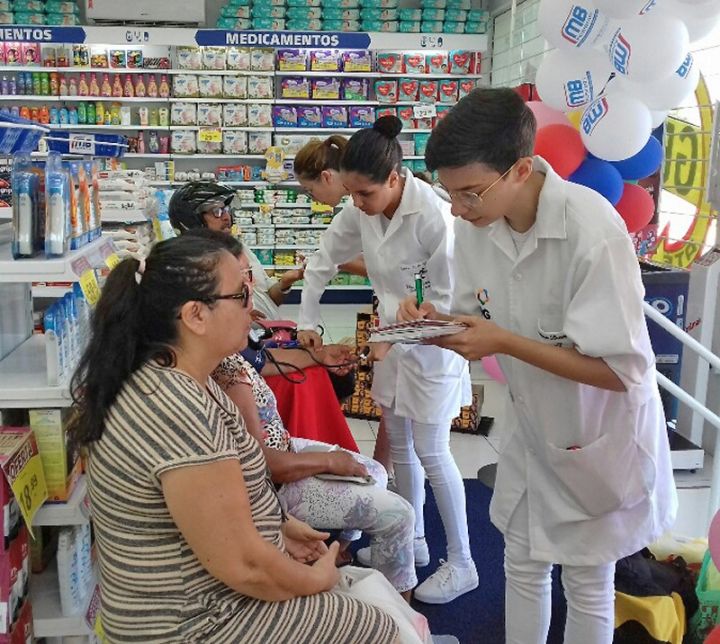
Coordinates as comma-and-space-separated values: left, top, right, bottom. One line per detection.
347, 417, 376, 442
356, 440, 376, 459
450, 433, 499, 479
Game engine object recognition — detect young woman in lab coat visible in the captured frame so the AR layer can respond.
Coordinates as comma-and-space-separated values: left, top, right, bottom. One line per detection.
399, 88, 677, 642
297, 116, 478, 604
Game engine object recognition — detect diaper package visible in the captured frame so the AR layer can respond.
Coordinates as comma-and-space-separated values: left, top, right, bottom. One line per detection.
223, 103, 248, 127
322, 106, 348, 128
250, 49, 275, 71
199, 75, 223, 99
343, 78, 369, 101
248, 131, 272, 154
173, 74, 199, 98
311, 50, 342, 72
312, 78, 341, 100
280, 77, 311, 100
400, 21, 421, 32
427, 52, 449, 74
227, 47, 251, 71
419, 80, 439, 103
203, 47, 226, 70
248, 75, 274, 99
171, 130, 197, 154
171, 102, 197, 126
450, 50, 476, 75
197, 103, 223, 127
404, 53, 426, 74
223, 131, 249, 155
224, 76, 248, 99
458, 78, 477, 99
439, 79, 459, 103
278, 49, 308, 71
342, 50, 372, 72
297, 105, 323, 127
398, 78, 419, 102
375, 106, 397, 119
376, 52, 403, 74
273, 106, 298, 127
176, 46, 202, 70
349, 106, 374, 128
374, 79, 398, 104
248, 103, 273, 127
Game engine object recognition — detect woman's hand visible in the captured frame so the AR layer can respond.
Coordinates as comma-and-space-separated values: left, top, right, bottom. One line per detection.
325, 451, 369, 478
316, 344, 355, 375
298, 330, 324, 350
429, 314, 509, 361
282, 515, 330, 564
397, 296, 438, 322
250, 309, 267, 322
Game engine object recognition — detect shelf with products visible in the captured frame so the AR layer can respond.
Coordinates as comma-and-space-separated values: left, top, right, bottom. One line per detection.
168, 97, 276, 104
170, 126, 273, 132
33, 476, 90, 527
275, 70, 483, 80
0, 66, 275, 76
31, 284, 73, 298
0, 95, 169, 103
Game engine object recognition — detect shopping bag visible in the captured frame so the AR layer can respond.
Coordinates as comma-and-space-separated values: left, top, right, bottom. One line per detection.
336, 566, 431, 644
688, 551, 720, 642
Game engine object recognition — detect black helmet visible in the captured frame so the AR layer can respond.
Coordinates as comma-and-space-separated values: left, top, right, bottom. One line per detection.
168, 181, 237, 233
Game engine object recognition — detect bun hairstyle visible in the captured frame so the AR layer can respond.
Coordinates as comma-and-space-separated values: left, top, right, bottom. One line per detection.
293, 135, 348, 180
340, 115, 404, 184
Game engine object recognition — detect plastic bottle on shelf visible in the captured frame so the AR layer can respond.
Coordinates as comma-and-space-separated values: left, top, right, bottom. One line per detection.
39, 105, 50, 124
32, 72, 41, 95
101, 73, 112, 97
87, 102, 95, 125
40, 72, 50, 96
8, 75, 16, 95
17, 73, 25, 95
10, 106, 19, 118
89, 73, 100, 97
123, 74, 134, 98
104, 104, 112, 125
58, 74, 67, 96
149, 108, 158, 127
110, 103, 121, 125
68, 76, 78, 96
137, 133, 146, 154
95, 101, 104, 125
1, 76, 8, 95
134, 75, 146, 98
76, 102, 86, 124
30, 107, 39, 122
159, 75, 170, 98
112, 74, 123, 98
58, 107, 68, 124
147, 75, 158, 98
49, 72, 59, 96
50, 106, 59, 124
68, 106, 78, 125
19, 105, 30, 120
120, 105, 131, 126
77, 73, 89, 97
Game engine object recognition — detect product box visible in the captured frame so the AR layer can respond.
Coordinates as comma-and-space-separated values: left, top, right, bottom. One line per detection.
374, 79, 398, 103
273, 106, 298, 127
247, 103, 272, 127
323, 7, 359, 19
203, 47, 226, 70
176, 46, 202, 70
376, 52, 403, 74
399, 8, 421, 20
342, 50, 372, 72
227, 47, 251, 71
361, 7, 397, 20
458, 78, 478, 99
398, 78, 419, 102
419, 79, 439, 103
171, 102, 197, 126
400, 21, 421, 32
444, 22, 466, 34
421, 20, 444, 32
362, 20, 398, 31
397, 106, 415, 129
297, 105, 323, 128
248, 75, 274, 99
311, 50, 342, 72
224, 75, 247, 99
0, 525, 31, 641
28, 409, 81, 503
342, 78, 369, 101
197, 103, 223, 127
322, 105, 348, 128
223, 103, 247, 127
199, 75, 223, 99
248, 131, 272, 154
277, 49, 308, 72
286, 19, 323, 30
403, 53, 426, 75
173, 74, 199, 98
171, 130, 197, 154
375, 106, 398, 120
287, 6, 322, 18
312, 78, 341, 100
349, 106, 375, 128
223, 130, 249, 154
324, 19, 360, 31
449, 50, 476, 75
427, 52, 449, 74
280, 77, 311, 100
250, 48, 275, 72
439, 79, 459, 103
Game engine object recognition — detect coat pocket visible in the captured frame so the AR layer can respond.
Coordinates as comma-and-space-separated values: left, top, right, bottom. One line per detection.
545, 431, 651, 518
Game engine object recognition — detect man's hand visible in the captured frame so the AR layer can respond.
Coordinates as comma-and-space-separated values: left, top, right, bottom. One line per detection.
316, 344, 355, 375
280, 268, 305, 290
325, 451, 369, 477
429, 314, 511, 361
282, 515, 330, 564
250, 309, 267, 322
397, 296, 438, 322
298, 330, 324, 350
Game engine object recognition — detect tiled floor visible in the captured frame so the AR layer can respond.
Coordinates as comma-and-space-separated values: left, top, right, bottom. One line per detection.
300, 303, 712, 539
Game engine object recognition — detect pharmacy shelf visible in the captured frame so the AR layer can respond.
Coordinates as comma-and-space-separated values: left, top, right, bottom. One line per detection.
274, 99, 380, 106
164, 69, 275, 76
265, 264, 303, 269
241, 223, 328, 229
0, 235, 107, 283
0, 95, 168, 102
124, 153, 171, 159
274, 70, 483, 79
292, 284, 371, 290
0, 335, 72, 408
238, 202, 313, 209
31, 558, 97, 639
369, 72, 483, 79
274, 126, 360, 134
170, 126, 272, 132
54, 124, 166, 131
0, 66, 275, 76
31, 284, 73, 298
33, 476, 90, 527
101, 209, 148, 223
0, 206, 11, 220
168, 97, 275, 104
273, 244, 318, 250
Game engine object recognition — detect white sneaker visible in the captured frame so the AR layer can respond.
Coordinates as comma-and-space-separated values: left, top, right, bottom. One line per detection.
356, 537, 430, 568
413, 559, 479, 604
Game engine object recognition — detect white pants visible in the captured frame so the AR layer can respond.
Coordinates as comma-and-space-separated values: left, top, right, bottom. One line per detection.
382, 406, 472, 566
504, 494, 615, 644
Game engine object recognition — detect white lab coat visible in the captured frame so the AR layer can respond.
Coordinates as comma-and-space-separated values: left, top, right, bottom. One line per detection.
244, 247, 281, 320
299, 169, 470, 424
451, 157, 677, 565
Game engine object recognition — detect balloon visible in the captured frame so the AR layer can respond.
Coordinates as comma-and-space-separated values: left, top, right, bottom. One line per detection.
610, 136, 663, 180
601, 14, 689, 82
615, 183, 655, 233
569, 157, 624, 204
613, 52, 700, 111
580, 94, 652, 161
661, 0, 720, 42
534, 124, 586, 179
592, 0, 654, 19
650, 110, 669, 129
538, 0, 611, 51
710, 509, 720, 575
535, 49, 613, 112
526, 100, 569, 129
481, 356, 506, 384
707, 626, 720, 644
566, 109, 583, 129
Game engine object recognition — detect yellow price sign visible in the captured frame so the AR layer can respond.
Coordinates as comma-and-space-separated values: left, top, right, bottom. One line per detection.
0, 431, 48, 539
79, 269, 101, 307
198, 129, 222, 143
311, 200, 332, 214
85, 583, 105, 640
104, 253, 121, 270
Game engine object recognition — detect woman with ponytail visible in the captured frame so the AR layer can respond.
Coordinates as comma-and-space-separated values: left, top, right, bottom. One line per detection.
69, 230, 398, 644
297, 117, 478, 604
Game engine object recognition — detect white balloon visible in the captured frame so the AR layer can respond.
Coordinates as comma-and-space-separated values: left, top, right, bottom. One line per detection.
601, 13, 689, 82
592, 0, 655, 19
660, 0, 720, 41
650, 110, 669, 128
535, 49, 613, 112
579, 93, 652, 161
613, 51, 700, 110
538, 0, 612, 51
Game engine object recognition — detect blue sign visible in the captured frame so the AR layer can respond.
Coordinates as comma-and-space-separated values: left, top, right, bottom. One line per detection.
0, 26, 85, 42
196, 30, 371, 49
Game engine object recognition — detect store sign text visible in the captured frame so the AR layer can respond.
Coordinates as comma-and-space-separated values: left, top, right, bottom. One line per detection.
196, 30, 371, 49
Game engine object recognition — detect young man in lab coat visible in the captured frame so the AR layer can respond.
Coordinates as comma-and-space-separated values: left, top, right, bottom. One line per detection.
398, 88, 677, 643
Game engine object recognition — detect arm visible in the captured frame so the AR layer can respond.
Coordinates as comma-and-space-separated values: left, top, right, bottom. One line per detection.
298, 206, 363, 332
338, 255, 367, 277
161, 459, 339, 602
260, 345, 354, 377
224, 380, 367, 483
267, 268, 305, 306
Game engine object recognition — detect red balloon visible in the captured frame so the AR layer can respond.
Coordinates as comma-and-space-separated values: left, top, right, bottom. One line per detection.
705, 625, 720, 644
534, 124, 586, 179
615, 183, 655, 233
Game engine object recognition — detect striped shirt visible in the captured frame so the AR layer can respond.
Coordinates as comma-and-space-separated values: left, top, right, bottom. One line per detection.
88, 362, 397, 644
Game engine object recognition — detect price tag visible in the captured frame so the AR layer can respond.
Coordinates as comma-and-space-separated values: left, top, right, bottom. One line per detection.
69, 133, 96, 156
104, 253, 120, 270
311, 200, 332, 214
0, 431, 48, 539
79, 269, 101, 307
198, 129, 222, 143
85, 583, 104, 638
413, 104, 437, 119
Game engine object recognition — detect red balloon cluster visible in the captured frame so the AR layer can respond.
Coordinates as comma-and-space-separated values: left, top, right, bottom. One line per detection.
533, 124, 585, 179
615, 183, 655, 234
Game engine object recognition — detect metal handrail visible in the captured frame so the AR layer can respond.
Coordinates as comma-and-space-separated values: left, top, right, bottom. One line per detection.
643, 301, 720, 522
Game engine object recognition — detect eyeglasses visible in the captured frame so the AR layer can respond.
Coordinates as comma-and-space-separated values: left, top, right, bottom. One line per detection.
239, 267, 253, 283
201, 282, 252, 309
433, 162, 516, 210
202, 204, 232, 219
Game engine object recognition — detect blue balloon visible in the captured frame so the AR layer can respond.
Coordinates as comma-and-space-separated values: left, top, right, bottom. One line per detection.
610, 135, 663, 180
568, 157, 624, 205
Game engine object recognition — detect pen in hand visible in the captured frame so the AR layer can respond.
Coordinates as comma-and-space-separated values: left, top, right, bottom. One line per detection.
414, 273, 424, 307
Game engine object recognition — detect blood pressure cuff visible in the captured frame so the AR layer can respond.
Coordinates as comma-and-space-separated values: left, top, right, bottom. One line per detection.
240, 345, 266, 374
